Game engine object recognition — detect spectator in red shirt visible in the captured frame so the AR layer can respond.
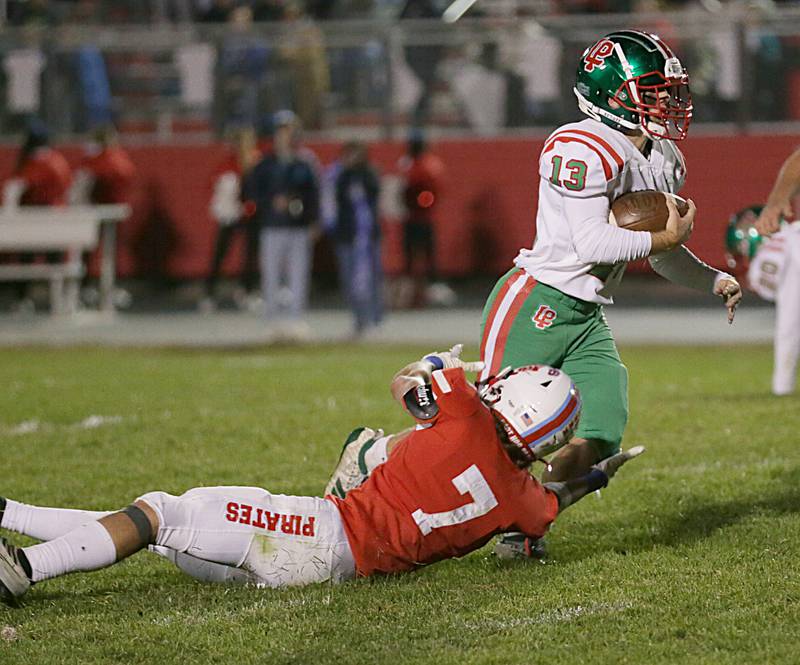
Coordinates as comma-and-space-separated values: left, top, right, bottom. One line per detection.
2, 121, 72, 311
400, 132, 446, 307
3, 121, 72, 208
69, 125, 137, 309
72, 125, 136, 206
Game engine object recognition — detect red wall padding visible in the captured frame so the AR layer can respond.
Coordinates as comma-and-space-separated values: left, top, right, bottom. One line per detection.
0, 134, 797, 279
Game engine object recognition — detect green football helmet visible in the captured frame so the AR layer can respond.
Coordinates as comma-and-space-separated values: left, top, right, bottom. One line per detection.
725, 205, 768, 269
574, 30, 693, 141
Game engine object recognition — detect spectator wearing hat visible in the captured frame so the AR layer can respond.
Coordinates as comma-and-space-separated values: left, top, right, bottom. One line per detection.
243, 110, 320, 332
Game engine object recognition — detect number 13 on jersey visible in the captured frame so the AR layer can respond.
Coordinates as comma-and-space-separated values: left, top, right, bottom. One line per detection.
550, 155, 587, 191
411, 465, 498, 535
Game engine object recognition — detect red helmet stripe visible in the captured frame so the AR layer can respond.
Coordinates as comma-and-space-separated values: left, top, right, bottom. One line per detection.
524, 393, 580, 445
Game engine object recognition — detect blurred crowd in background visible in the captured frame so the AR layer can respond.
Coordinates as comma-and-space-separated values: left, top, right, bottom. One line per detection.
3, 0, 800, 24
0, 111, 449, 337
1, 0, 800, 329
0, 0, 798, 137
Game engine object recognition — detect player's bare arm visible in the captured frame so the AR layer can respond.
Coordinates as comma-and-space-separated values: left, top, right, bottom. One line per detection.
757, 147, 800, 235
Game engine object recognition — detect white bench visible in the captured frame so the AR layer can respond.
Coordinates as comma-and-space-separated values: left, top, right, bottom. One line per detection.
0, 205, 129, 315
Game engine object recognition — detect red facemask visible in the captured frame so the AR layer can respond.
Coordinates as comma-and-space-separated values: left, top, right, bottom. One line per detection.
613, 71, 693, 141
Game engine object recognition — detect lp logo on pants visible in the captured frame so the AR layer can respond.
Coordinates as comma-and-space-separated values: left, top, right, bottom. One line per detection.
532, 305, 557, 329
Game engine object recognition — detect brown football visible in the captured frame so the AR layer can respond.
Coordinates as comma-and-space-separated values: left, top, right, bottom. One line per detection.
609, 191, 690, 232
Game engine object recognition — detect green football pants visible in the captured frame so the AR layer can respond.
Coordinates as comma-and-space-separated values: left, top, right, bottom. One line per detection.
479, 268, 627, 457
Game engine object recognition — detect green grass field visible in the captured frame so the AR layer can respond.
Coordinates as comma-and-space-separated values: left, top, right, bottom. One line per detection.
0, 344, 798, 664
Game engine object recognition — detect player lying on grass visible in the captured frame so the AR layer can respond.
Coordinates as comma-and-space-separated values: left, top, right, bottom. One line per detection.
727, 205, 800, 396
0, 351, 643, 604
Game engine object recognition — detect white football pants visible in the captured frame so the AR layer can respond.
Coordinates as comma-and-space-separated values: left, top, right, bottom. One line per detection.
138, 486, 356, 588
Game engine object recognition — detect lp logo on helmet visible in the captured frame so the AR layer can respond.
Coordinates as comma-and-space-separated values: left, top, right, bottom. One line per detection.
584, 39, 615, 72
532, 305, 557, 330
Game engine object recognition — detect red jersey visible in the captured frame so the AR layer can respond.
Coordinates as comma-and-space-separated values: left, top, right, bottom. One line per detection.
82, 146, 136, 204
331, 367, 558, 577
402, 153, 444, 224
17, 147, 72, 206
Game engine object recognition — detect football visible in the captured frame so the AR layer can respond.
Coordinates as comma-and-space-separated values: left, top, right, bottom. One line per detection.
609, 191, 690, 232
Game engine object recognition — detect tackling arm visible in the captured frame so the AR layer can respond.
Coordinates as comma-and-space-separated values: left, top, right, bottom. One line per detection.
758, 147, 800, 235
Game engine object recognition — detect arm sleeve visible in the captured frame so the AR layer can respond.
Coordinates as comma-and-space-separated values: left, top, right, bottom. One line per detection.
566, 196, 653, 264
648, 244, 732, 293
542, 141, 652, 264
430, 368, 481, 419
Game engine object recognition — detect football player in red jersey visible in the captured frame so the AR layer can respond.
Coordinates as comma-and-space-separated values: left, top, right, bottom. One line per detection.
0, 352, 643, 602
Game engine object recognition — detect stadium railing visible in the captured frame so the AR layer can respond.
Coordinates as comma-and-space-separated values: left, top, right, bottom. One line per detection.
0, 7, 798, 139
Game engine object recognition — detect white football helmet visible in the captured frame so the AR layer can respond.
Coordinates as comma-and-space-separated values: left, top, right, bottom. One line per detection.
480, 365, 581, 463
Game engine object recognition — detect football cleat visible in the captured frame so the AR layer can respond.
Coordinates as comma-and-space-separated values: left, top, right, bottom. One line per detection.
324, 427, 383, 499
593, 445, 646, 480
0, 537, 31, 605
493, 533, 547, 562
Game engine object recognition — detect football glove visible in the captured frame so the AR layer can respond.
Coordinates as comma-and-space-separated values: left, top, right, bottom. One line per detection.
592, 445, 646, 481
422, 344, 484, 374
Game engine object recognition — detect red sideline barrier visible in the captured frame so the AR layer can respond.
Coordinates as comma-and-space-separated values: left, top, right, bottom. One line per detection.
0, 134, 797, 279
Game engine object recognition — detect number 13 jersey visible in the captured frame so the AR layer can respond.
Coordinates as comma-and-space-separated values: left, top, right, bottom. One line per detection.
330, 368, 559, 577
515, 118, 687, 305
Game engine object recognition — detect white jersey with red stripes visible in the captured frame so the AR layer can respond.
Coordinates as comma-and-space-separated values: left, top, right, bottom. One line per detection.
514, 118, 686, 304
747, 222, 800, 395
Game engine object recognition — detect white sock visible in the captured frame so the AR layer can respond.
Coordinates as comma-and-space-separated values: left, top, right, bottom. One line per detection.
23, 520, 117, 583
1, 500, 110, 541
363, 435, 390, 473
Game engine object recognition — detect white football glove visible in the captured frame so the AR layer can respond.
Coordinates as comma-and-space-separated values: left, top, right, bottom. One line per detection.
422, 344, 484, 374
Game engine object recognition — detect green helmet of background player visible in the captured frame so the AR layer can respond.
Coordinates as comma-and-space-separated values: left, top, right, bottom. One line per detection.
574, 30, 693, 141
725, 205, 770, 269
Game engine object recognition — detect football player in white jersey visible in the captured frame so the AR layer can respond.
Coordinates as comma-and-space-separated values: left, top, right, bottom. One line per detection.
728, 205, 800, 396
478, 30, 741, 557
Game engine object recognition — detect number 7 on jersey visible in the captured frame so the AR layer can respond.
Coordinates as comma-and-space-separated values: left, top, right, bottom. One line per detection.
411, 465, 499, 535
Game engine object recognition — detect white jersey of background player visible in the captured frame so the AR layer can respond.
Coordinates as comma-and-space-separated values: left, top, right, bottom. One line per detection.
729, 206, 800, 395
753, 146, 800, 395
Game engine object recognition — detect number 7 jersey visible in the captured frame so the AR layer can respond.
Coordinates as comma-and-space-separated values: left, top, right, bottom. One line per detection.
329, 368, 559, 577
515, 118, 687, 304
